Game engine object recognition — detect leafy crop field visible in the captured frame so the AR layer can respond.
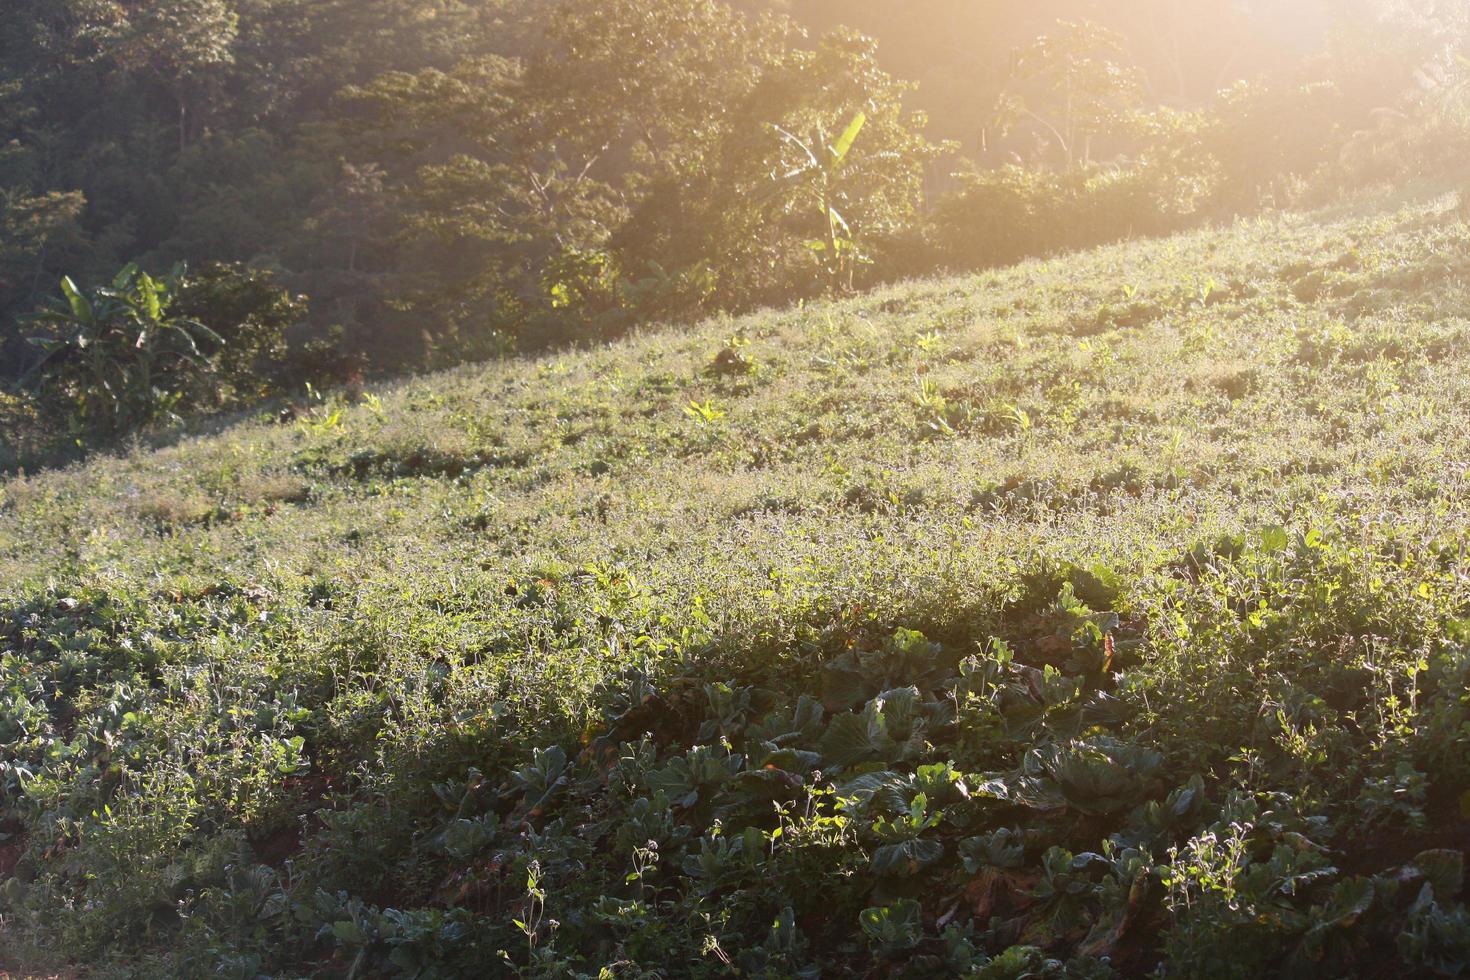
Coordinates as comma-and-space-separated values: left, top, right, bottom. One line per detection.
3, 187, 1470, 977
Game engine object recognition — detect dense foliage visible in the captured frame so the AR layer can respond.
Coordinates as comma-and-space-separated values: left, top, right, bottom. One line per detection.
332, 10, 939, 362
15, 262, 316, 452
3, 184, 1470, 975
3, 0, 1467, 390
0, 0, 941, 375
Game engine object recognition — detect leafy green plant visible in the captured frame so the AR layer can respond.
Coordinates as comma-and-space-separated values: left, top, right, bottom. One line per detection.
172, 263, 307, 401
24, 264, 223, 435
771, 109, 868, 293
1011, 737, 1165, 816
1030, 847, 1108, 938
1291, 877, 1377, 971
1399, 881, 1470, 976
683, 398, 727, 424
859, 898, 923, 955
868, 792, 943, 877
915, 376, 970, 437
961, 827, 1027, 874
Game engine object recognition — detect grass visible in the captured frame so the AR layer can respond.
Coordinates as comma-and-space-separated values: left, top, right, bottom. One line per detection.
3, 186, 1470, 976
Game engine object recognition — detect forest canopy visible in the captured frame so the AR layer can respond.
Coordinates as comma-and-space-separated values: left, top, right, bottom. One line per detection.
2, 0, 1468, 448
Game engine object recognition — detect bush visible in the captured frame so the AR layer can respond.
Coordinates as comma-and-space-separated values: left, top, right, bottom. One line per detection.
930, 162, 1193, 272
927, 72, 1389, 277
23, 264, 226, 436
1199, 79, 1349, 211
22, 263, 328, 443
172, 263, 307, 402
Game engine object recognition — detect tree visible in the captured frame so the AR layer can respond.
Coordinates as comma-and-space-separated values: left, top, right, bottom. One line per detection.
996, 20, 1145, 167
101, 0, 240, 150
172, 262, 307, 401
627, 27, 944, 304
334, 2, 942, 354
336, 54, 620, 356
0, 189, 88, 310
23, 264, 223, 434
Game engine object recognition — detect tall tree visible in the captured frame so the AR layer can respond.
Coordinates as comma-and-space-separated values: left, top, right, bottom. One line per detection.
997, 20, 1145, 168
335, 0, 942, 355
100, 0, 240, 150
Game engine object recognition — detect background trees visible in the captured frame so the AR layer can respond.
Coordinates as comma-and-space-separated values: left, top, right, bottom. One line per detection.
244, 0, 941, 359
2, 0, 1466, 411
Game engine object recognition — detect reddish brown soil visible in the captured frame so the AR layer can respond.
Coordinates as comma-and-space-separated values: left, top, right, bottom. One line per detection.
0, 833, 26, 879
1342, 793, 1470, 881
246, 772, 337, 867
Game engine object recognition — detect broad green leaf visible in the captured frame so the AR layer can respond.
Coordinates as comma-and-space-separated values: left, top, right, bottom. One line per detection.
831, 111, 867, 164
838, 770, 912, 813
828, 206, 852, 236
512, 744, 571, 816
819, 650, 872, 712
1258, 525, 1289, 553
60, 276, 92, 324
858, 899, 921, 950
871, 837, 943, 877
1323, 877, 1376, 927
1295, 878, 1376, 965
331, 920, 365, 945
139, 272, 161, 321
820, 701, 890, 768
960, 828, 1025, 873
1413, 850, 1464, 899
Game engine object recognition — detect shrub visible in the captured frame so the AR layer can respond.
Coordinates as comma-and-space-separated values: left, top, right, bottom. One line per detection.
172, 262, 307, 402
23, 264, 224, 436
930, 162, 1192, 272
928, 72, 1384, 277
1199, 79, 1349, 211
22, 262, 331, 444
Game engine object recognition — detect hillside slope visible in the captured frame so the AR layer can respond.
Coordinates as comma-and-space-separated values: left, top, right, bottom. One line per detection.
3, 188, 1470, 976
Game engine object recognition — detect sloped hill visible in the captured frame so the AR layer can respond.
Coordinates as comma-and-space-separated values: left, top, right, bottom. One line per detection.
3, 188, 1470, 976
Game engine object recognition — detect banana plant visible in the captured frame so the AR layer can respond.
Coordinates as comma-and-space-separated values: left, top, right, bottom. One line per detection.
769, 109, 868, 293
23, 263, 223, 435
1426, 51, 1470, 127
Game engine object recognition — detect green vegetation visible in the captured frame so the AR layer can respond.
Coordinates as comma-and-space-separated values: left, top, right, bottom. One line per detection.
3, 183, 1470, 975
5, 1, 1470, 975
9, 261, 327, 467
4, 0, 1467, 409
21, 262, 313, 439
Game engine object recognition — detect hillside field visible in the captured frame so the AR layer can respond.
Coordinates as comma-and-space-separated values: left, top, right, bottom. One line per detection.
3, 187, 1470, 976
